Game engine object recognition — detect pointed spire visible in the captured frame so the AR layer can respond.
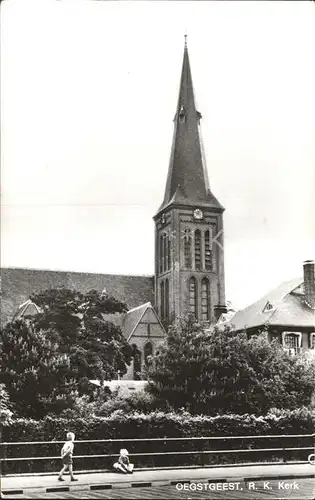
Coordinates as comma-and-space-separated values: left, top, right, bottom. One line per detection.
158, 39, 223, 213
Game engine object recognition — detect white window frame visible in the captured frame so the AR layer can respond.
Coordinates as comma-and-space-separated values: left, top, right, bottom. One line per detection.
282, 331, 302, 355
310, 333, 315, 349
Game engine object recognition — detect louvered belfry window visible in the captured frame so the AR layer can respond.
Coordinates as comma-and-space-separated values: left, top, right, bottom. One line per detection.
163, 233, 168, 271
195, 230, 201, 270
205, 229, 212, 271
167, 234, 171, 271
159, 235, 163, 274
160, 232, 171, 273
184, 229, 192, 269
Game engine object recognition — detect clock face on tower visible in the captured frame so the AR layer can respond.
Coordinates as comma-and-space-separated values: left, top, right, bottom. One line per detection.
193, 208, 204, 220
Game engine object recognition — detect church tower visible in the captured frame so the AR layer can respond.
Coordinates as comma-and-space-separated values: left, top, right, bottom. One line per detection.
154, 38, 227, 327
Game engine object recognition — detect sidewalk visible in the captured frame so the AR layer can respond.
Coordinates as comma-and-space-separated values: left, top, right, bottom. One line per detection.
1, 463, 314, 495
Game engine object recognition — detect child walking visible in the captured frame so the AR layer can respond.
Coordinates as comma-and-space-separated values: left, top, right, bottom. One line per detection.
58, 432, 78, 482
113, 449, 134, 474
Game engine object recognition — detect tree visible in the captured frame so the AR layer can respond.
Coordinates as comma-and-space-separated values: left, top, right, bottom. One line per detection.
0, 288, 133, 417
0, 320, 74, 417
30, 288, 132, 383
147, 316, 315, 415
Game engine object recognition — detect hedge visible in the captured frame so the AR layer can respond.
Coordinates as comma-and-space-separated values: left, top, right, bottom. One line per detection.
2, 408, 314, 474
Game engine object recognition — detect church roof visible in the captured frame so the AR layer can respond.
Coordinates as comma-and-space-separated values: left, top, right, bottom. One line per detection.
11, 299, 42, 321
122, 302, 151, 340
1, 267, 154, 325
228, 278, 315, 332
121, 302, 165, 341
157, 39, 224, 216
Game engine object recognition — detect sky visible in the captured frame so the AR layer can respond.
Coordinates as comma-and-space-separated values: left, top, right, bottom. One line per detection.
1, 0, 314, 310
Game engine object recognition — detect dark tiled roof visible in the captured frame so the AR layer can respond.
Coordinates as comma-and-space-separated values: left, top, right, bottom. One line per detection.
103, 302, 165, 341
229, 278, 315, 331
1, 267, 154, 325
157, 45, 223, 215
269, 292, 314, 327
121, 302, 154, 340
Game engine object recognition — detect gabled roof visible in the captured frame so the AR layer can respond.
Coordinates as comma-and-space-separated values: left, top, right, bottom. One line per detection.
229, 278, 315, 332
157, 40, 224, 216
12, 299, 42, 321
1, 267, 154, 325
121, 302, 165, 341
121, 303, 149, 340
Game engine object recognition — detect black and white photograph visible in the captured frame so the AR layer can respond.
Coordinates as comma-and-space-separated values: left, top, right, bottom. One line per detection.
0, 0, 314, 499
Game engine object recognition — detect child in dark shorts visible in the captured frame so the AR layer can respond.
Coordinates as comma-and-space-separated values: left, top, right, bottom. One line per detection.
58, 432, 78, 482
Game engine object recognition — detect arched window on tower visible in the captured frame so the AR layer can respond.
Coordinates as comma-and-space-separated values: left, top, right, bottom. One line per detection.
144, 342, 153, 366
189, 277, 198, 319
205, 230, 212, 271
167, 234, 171, 271
159, 234, 164, 274
184, 229, 192, 269
163, 233, 168, 272
212, 225, 217, 272
160, 281, 165, 321
201, 277, 210, 322
165, 279, 169, 323
195, 230, 201, 270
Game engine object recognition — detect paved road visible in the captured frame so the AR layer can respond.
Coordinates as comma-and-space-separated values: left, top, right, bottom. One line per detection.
2, 463, 313, 492
2, 464, 314, 499
2, 479, 315, 499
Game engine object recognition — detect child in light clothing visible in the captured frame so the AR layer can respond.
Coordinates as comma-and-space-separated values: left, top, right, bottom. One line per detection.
113, 448, 134, 474
58, 432, 78, 482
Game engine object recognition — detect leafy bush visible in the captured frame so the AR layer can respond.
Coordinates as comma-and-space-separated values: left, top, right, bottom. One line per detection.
2, 408, 314, 474
56, 387, 167, 419
0, 383, 13, 425
96, 389, 166, 416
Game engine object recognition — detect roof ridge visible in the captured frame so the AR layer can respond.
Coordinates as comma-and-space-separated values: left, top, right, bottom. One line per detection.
126, 302, 152, 314
1, 266, 154, 279
240, 277, 303, 312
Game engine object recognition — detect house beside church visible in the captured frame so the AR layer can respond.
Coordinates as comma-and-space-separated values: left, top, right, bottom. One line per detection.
227, 260, 315, 355
1, 39, 227, 378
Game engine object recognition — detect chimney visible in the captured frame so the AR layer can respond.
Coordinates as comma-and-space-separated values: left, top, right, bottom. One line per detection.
303, 260, 315, 309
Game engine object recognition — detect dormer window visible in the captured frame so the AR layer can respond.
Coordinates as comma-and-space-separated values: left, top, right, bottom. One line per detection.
179, 105, 186, 123
263, 301, 274, 313
196, 110, 202, 124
